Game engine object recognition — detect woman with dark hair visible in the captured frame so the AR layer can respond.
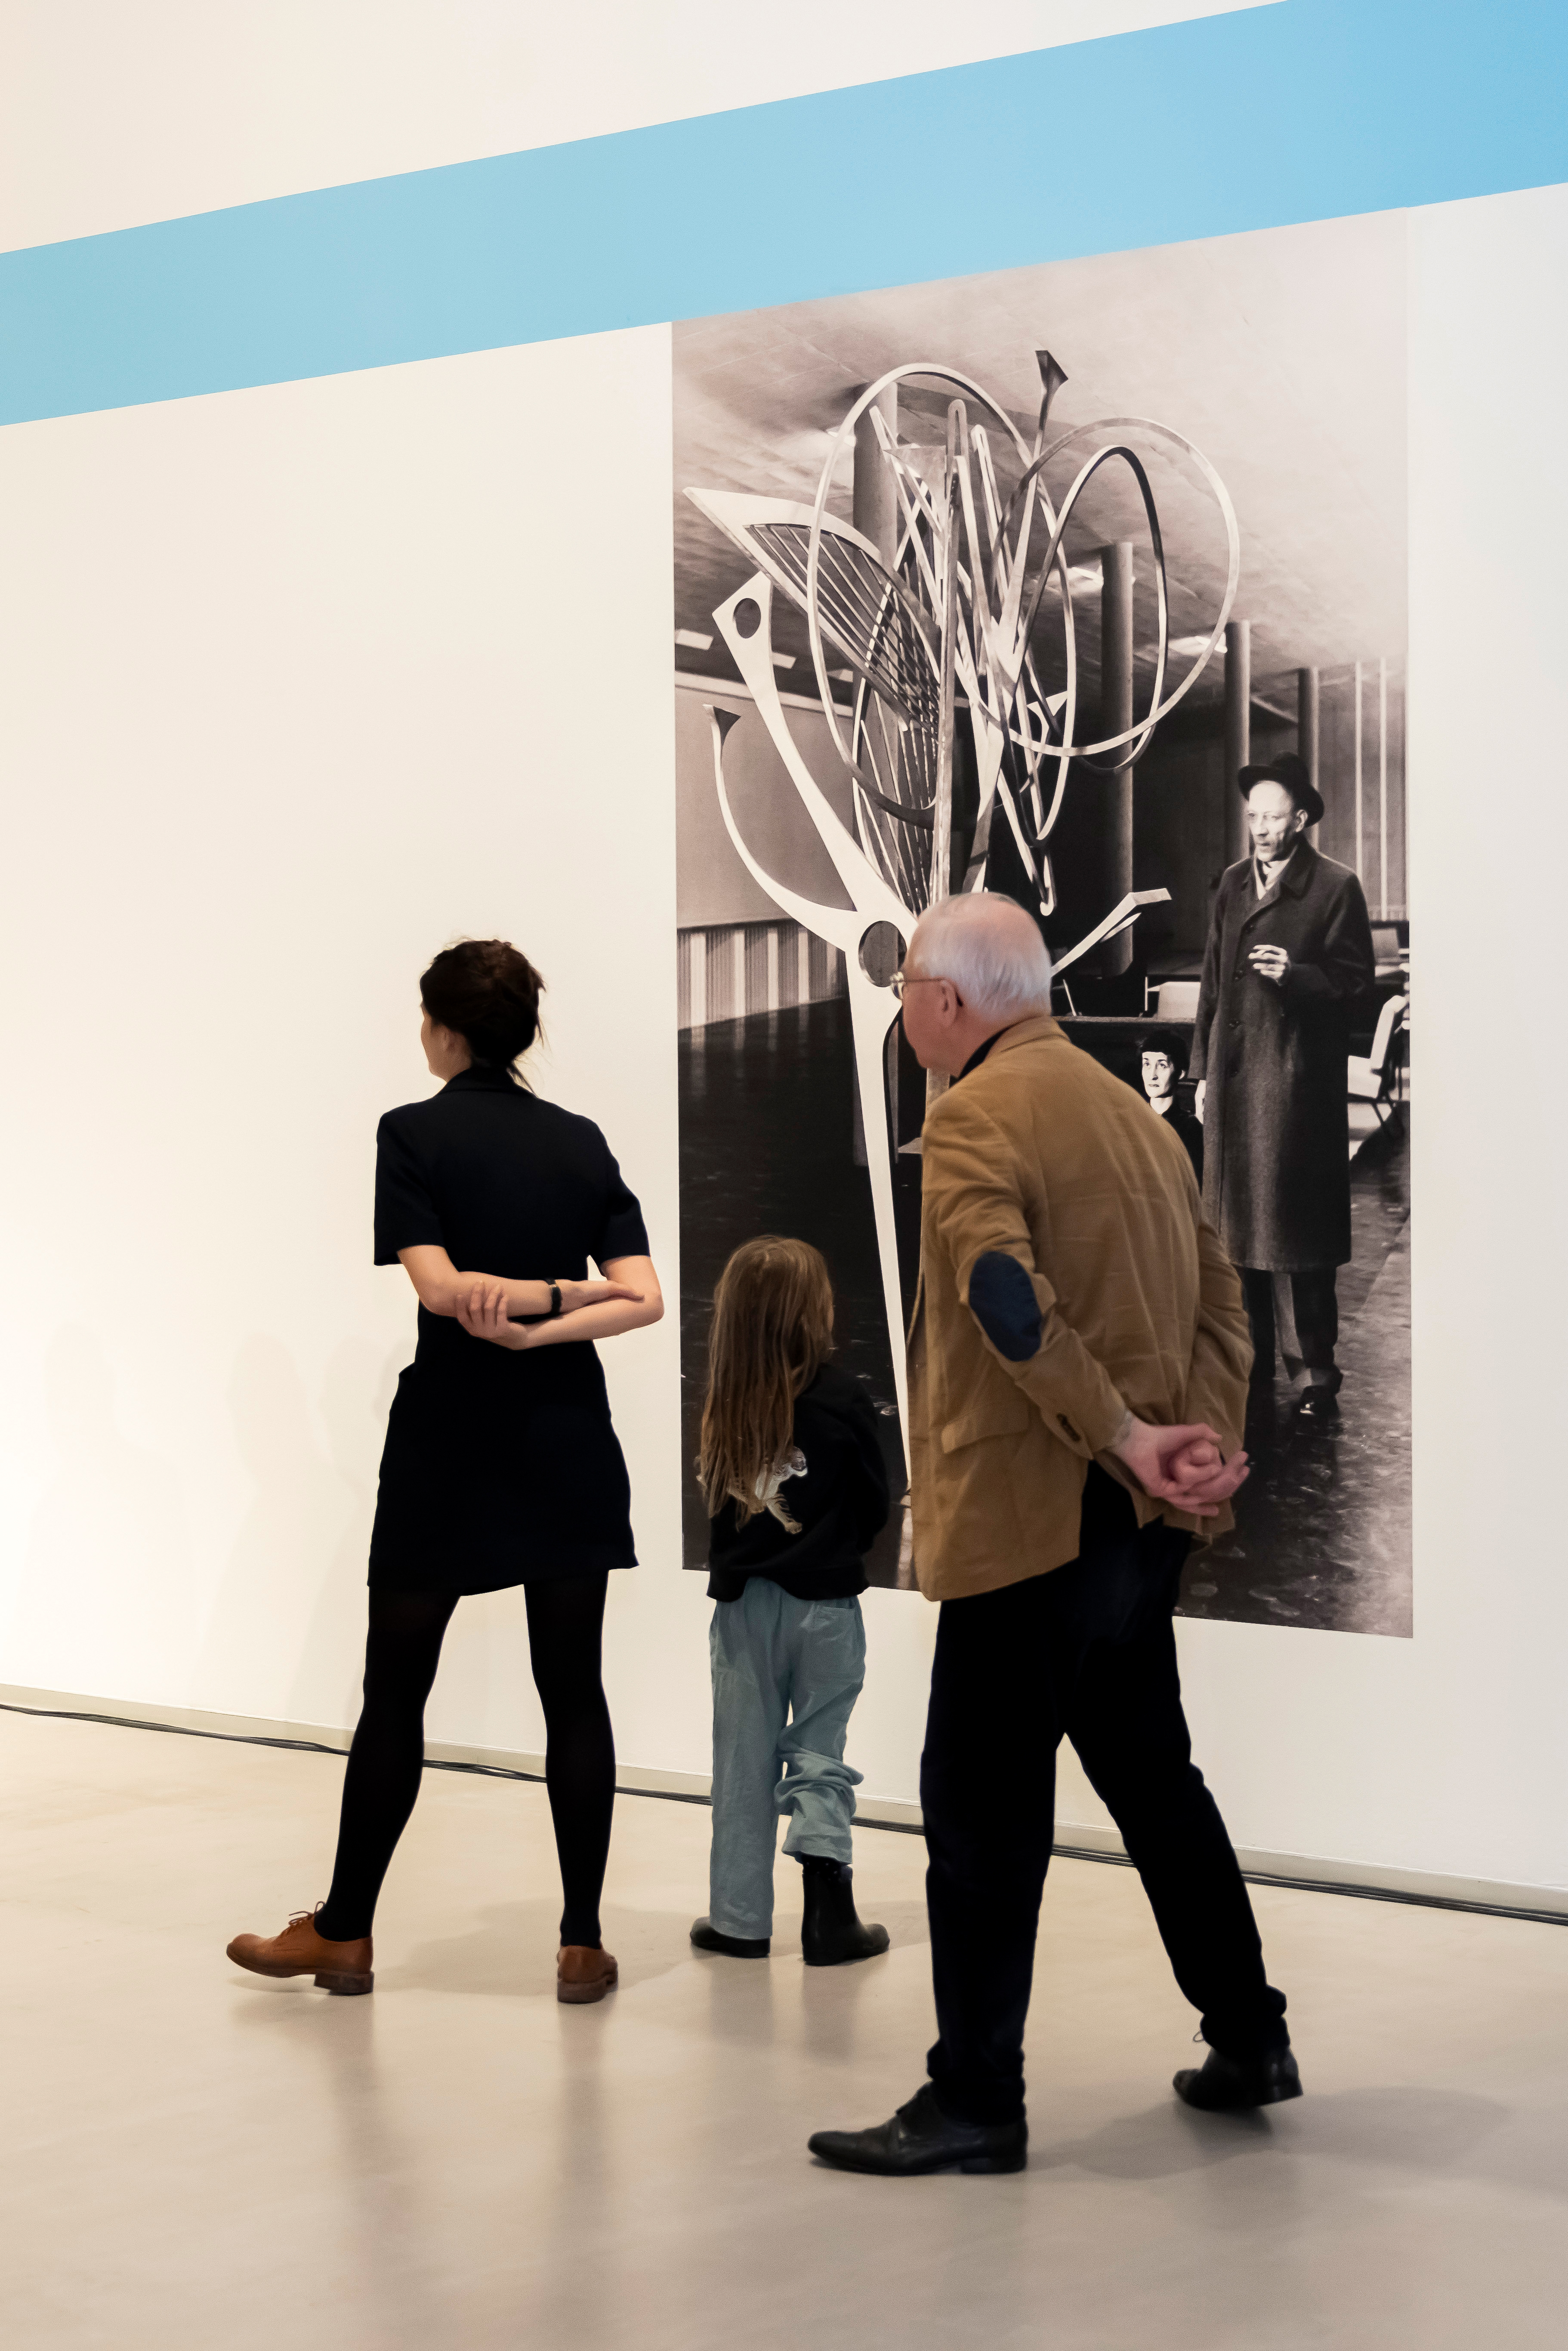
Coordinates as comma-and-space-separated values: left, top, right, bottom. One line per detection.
1139, 1025, 1204, 1185
227, 939, 663, 2005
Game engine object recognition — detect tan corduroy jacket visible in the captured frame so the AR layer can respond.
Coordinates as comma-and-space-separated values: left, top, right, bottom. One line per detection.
908, 1015, 1252, 1602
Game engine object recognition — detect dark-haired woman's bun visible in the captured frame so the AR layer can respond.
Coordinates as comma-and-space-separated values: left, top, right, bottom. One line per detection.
420, 939, 544, 1074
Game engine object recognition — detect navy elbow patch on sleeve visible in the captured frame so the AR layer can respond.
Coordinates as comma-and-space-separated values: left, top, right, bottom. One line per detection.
969, 1252, 1043, 1361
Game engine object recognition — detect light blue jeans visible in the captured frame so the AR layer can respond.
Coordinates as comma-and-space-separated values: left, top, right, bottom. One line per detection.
708, 1582, 867, 1940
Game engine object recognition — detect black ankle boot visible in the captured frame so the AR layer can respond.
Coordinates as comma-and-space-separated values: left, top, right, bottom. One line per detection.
799, 1856, 890, 1966
690, 1916, 770, 1958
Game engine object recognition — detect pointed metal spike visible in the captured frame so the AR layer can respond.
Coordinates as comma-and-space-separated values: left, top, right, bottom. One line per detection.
1035, 350, 1068, 428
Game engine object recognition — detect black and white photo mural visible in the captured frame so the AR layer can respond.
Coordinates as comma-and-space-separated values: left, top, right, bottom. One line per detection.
673, 211, 1410, 1635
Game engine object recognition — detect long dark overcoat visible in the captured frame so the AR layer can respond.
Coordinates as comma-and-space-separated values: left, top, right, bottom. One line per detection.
1189, 842, 1374, 1272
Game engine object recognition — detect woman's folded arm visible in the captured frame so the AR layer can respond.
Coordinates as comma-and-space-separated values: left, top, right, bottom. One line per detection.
395, 1246, 646, 1326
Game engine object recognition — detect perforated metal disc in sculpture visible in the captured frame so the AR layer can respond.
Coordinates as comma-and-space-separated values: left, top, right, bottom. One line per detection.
751, 515, 943, 912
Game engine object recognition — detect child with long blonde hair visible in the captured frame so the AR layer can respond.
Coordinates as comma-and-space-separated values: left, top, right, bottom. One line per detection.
691, 1235, 891, 1964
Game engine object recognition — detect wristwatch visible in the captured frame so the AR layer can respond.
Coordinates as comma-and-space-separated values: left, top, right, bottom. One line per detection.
546, 1280, 563, 1319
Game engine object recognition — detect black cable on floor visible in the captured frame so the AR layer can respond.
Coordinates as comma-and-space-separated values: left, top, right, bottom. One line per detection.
5, 1697, 1565, 1928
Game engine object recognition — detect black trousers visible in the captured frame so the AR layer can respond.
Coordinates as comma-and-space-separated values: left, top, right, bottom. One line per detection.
1242, 1266, 1340, 1390
921, 1474, 1287, 2126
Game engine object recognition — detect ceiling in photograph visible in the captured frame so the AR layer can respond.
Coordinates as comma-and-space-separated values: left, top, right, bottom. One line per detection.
673, 211, 1407, 719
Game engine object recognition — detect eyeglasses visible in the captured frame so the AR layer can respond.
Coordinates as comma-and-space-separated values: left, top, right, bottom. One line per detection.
889, 971, 950, 1002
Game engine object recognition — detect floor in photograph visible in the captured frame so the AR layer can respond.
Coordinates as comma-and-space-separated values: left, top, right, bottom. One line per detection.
677, 1001, 1413, 1631
1183, 1113, 1412, 1636
678, 998, 916, 1582
4, 1708, 1566, 2351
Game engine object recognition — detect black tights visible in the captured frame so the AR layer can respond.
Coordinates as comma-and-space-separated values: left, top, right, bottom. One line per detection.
315, 1575, 615, 1947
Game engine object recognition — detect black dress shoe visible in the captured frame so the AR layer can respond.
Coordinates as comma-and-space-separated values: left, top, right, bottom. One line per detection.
1174, 2046, 1303, 2110
1296, 1388, 1340, 1421
809, 2083, 1026, 2176
799, 1856, 890, 1966
690, 1917, 770, 1958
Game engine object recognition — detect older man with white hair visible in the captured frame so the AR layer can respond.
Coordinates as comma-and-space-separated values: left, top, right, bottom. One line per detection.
809, 893, 1297, 2178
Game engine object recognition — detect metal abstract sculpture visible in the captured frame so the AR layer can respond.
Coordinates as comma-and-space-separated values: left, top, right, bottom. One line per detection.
688, 352, 1240, 1462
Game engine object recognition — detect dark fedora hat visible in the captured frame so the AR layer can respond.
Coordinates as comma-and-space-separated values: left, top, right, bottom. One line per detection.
1238, 751, 1324, 827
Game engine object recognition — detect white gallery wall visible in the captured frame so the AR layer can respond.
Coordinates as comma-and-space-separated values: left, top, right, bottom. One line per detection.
1090, 177, 1568, 1902
3, 8, 1568, 1904
0, 0, 1259, 251
0, 325, 708, 1781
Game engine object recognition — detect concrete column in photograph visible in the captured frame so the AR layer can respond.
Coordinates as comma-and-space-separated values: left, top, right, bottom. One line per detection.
1378, 653, 1389, 919
1298, 665, 1320, 846
853, 383, 899, 563
1067, 538, 1142, 973
1086, 540, 1137, 975
1224, 618, 1251, 865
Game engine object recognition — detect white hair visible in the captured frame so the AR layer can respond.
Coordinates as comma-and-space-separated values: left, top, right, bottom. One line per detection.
907, 891, 1054, 1018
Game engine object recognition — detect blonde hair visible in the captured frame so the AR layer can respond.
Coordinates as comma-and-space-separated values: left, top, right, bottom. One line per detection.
699, 1236, 835, 1524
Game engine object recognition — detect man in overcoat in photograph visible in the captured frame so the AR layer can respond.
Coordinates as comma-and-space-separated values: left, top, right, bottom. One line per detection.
1191, 753, 1375, 1420
807, 893, 1296, 2180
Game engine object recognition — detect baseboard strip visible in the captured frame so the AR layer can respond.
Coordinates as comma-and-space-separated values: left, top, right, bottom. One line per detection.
4, 1686, 1564, 1928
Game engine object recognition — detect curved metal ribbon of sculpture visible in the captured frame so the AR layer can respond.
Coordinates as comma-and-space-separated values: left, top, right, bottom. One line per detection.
802, 360, 1241, 919
686, 352, 1241, 1475
701, 569, 914, 1443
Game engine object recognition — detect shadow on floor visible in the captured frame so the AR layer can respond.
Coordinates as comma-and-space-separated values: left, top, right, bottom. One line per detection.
1034, 2082, 1508, 2185
381, 1900, 685, 1999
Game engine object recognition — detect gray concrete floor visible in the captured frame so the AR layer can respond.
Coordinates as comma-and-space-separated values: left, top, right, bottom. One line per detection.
3, 1707, 1566, 2349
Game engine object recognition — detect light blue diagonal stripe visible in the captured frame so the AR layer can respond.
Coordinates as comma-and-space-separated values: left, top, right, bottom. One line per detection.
2, 0, 1565, 429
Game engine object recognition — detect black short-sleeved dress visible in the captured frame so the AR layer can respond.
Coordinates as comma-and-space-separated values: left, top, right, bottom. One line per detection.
368, 1063, 649, 1595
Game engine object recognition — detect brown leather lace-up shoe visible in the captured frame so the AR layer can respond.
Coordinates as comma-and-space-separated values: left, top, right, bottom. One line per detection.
557, 1944, 618, 2005
226, 1907, 374, 1996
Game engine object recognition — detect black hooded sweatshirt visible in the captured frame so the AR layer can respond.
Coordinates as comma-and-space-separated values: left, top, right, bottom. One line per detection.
706, 1362, 891, 1602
